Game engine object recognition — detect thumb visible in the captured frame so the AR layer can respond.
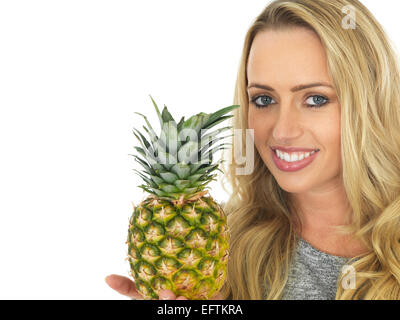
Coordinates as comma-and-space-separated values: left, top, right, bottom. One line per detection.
105, 274, 143, 300
211, 292, 224, 300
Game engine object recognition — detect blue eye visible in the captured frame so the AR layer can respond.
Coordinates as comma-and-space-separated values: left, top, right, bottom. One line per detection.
306, 95, 328, 107
252, 95, 274, 107
250, 94, 329, 108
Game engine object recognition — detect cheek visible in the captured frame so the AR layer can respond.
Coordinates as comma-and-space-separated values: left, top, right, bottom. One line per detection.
320, 113, 341, 153
313, 114, 342, 171
332, 123, 342, 165
248, 110, 271, 147
247, 107, 256, 129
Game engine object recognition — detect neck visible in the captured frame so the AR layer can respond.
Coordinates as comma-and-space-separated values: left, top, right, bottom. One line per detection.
288, 181, 368, 257
290, 184, 353, 233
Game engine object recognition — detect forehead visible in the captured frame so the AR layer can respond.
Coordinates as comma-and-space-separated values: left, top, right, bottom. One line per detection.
247, 28, 331, 84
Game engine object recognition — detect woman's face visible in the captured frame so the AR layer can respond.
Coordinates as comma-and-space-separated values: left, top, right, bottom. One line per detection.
247, 28, 342, 194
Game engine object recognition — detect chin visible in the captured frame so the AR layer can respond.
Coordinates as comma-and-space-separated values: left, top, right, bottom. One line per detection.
274, 178, 306, 192
270, 170, 315, 194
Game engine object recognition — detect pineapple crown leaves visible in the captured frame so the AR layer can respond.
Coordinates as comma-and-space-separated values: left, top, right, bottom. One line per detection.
131, 95, 239, 200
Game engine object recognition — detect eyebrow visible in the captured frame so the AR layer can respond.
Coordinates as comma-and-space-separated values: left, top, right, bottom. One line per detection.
247, 82, 334, 92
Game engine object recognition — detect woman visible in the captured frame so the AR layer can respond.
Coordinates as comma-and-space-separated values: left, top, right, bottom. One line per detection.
106, 0, 400, 299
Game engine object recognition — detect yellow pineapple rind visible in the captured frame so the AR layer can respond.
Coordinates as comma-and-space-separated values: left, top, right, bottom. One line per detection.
127, 192, 229, 300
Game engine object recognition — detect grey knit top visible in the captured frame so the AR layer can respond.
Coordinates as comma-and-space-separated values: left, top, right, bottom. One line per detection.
281, 238, 351, 300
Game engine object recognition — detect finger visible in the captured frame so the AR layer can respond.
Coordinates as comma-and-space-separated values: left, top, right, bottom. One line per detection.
158, 289, 177, 300
105, 274, 143, 300
211, 292, 224, 300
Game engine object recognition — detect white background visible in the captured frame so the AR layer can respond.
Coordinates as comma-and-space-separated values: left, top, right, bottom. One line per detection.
0, 0, 399, 299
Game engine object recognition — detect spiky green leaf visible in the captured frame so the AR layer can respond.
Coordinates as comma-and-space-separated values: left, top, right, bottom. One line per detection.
138, 184, 159, 196
183, 187, 201, 194
174, 179, 191, 190
160, 184, 180, 193
171, 163, 191, 179
181, 112, 210, 134
133, 169, 158, 188
200, 126, 232, 142
177, 116, 185, 131
161, 105, 176, 124
131, 155, 156, 175
160, 121, 178, 155
177, 141, 198, 163
149, 175, 165, 185
155, 148, 177, 170
202, 105, 239, 130
134, 111, 160, 144
133, 128, 152, 150
149, 95, 163, 129
187, 173, 203, 182
202, 115, 234, 131
199, 134, 232, 154
133, 146, 157, 165
159, 172, 179, 184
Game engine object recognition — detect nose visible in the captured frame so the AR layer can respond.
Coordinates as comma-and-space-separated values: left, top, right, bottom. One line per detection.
272, 101, 303, 143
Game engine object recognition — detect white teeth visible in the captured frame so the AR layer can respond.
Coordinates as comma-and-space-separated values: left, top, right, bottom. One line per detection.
275, 150, 316, 162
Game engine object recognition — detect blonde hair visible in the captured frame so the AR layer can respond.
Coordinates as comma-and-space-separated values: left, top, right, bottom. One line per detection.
219, 0, 400, 299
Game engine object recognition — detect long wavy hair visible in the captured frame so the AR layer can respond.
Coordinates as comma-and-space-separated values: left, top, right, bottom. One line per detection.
219, 0, 400, 299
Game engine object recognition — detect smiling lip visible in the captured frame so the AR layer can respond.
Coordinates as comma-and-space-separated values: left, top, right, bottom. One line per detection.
271, 148, 319, 172
271, 146, 319, 153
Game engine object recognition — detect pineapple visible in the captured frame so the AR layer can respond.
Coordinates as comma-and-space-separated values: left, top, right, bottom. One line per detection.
127, 95, 239, 300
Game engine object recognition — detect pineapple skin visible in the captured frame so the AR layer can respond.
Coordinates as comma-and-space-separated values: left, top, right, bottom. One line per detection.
127, 193, 229, 300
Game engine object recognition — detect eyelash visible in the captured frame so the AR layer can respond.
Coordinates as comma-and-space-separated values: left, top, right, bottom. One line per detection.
250, 94, 329, 109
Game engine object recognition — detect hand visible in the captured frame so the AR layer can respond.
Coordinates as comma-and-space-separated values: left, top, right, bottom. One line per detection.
105, 274, 224, 300
105, 274, 144, 300
105, 274, 189, 300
